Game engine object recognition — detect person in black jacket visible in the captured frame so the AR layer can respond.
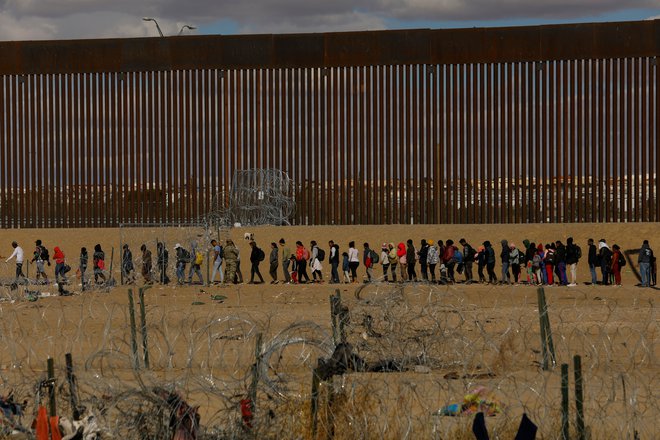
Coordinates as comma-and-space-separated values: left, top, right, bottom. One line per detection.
565, 237, 580, 286
328, 240, 340, 284
586, 238, 598, 285
249, 241, 265, 284
484, 241, 497, 284
418, 239, 429, 281
500, 240, 510, 284
598, 239, 612, 285
554, 241, 568, 286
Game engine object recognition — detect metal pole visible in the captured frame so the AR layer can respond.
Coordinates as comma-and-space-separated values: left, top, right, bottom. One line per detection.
561, 363, 569, 440
138, 286, 151, 369
47, 357, 56, 417
128, 289, 140, 369
574, 354, 586, 440
65, 353, 80, 420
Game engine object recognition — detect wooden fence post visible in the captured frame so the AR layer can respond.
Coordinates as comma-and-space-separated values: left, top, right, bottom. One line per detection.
127, 289, 140, 370
574, 355, 586, 440
561, 363, 569, 440
138, 286, 151, 369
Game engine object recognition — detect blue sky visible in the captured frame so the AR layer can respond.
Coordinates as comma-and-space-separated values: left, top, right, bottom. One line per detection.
0, 1, 658, 41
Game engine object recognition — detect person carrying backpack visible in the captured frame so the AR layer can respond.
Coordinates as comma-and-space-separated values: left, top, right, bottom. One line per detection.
484, 241, 497, 284
121, 244, 135, 284
554, 240, 568, 286
248, 241, 265, 284
442, 239, 457, 283
93, 244, 106, 285
296, 241, 311, 283
426, 240, 439, 283
269, 242, 279, 284
141, 244, 154, 284
311, 241, 323, 283
418, 239, 429, 281
32, 239, 50, 284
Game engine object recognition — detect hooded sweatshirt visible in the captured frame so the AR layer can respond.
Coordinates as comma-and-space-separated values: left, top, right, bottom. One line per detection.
397, 242, 407, 264
500, 240, 510, 263
53, 247, 65, 264
638, 243, 653, 264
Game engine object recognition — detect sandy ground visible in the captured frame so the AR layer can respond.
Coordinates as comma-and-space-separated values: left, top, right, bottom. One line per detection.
0, 224, 657, 439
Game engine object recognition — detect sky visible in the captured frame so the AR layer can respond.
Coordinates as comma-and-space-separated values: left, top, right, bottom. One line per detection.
0, 0, 658, 41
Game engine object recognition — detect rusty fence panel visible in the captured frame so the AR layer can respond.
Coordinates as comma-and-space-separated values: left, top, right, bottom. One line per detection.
0, 20, 658, 227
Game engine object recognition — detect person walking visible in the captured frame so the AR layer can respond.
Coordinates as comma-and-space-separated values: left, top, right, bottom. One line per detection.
555, 240, 568, 286
565, 237, 580, 286
598, 239, 612, 285
174, 243, 188, 284
141, 244, 154, 284
459, 238, 475, 284
427, 240, 439, 282
484, 241, 497, 284
347, 241, 359, 283
476, 245, 487, 283
31, 240, 50, 285
93, 244, 106, 284
587, 238, 598, 285
363, 242, 375, 283
248, 241, 265, 284
544, 244, 556, 285
235, 246, 244, 284
157, 242, 169, 284
269, 242, 279, 284
387, 243, 398, 282
418, 239, 429, 281
187, 245, 204, 285
296, 241, 311, 283
341, 252, 351, 283
328, 240, 340, 283
122, 244, 135, 284
500, 240, 511, 285
611, 244, 624, 286
223, 240, 239, 284
79, 247, 89, 286
509, 243, 521, 284
380, 243, 390, 282
53, 246, 69, 284
279, 239, 292, 284
210, 240, 224, 285
397, 242, 407, 281
311, 241, 323, 283
638, 240, 653, 287
5, 242, 25, 284
406, 239, 418, 282
524, 241, 537, 284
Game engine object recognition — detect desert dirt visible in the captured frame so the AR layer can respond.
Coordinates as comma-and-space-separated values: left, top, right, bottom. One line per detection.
0, 223, 657, 439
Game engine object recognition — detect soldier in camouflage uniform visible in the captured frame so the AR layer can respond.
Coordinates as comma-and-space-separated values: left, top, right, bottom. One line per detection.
224, 239, 239, 284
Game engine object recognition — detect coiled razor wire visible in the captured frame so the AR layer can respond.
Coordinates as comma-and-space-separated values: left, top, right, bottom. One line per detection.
0, 282, 656, 438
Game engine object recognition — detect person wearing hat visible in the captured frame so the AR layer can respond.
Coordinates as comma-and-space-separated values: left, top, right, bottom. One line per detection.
174, 243, 190, 285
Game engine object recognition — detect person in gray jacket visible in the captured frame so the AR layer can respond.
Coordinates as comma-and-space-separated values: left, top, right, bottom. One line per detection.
269, 242, 279, 284
638, 240, 653, 287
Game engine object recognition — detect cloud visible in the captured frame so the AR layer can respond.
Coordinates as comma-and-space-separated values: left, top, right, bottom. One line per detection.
0, 0, 656, 41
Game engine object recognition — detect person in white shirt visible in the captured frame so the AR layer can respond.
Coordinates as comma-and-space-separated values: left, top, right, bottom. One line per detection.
347, 241, 359, 283
6, 241, 25, 283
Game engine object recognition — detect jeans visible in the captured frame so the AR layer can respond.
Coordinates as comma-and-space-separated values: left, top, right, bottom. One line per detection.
557, 262, 568, 285
176, 262, 186, 283
640, 262, 650, 286
382, 263, 390, 281
365, 266, 374, 282
420, 262, 428, 280
189, 264, 204, 284
269, 262, 278, 281
211, 260, 224, 283
464, 262, 473, 282
283, 259, 291, 283
251, 262, 264, 283
331, 261, 339, 283
601, 262, 609, 285
501, 261, 510, 283
589, 264, 597, 284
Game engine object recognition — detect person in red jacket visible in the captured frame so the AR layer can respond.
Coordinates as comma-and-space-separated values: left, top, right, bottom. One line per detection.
442, 240, 457, 283
396, 242, 407, 281
53, 246, 70, 284
610, 244, 623, 286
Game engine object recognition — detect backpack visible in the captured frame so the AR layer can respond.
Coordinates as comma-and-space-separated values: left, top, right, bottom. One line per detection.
618, 254, 626, 267
370, 250, 379, 264
453, 250, 463, 264
181, 249, 192, 263
316, 247, 326, 262
532, 254, 542, 269
194, 251, 204, 265
545, 251, 556, 265
257, 248, 265, 262
575, 245, 582, 260
40, 246, 50, 261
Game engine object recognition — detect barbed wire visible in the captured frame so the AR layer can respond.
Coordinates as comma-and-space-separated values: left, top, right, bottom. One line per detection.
0, 280, 654, 439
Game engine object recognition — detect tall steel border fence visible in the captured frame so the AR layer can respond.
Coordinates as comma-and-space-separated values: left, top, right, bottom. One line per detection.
0, 20, 659, 227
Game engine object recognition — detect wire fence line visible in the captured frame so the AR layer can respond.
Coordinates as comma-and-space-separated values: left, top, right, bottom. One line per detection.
0, 281, 655, 439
